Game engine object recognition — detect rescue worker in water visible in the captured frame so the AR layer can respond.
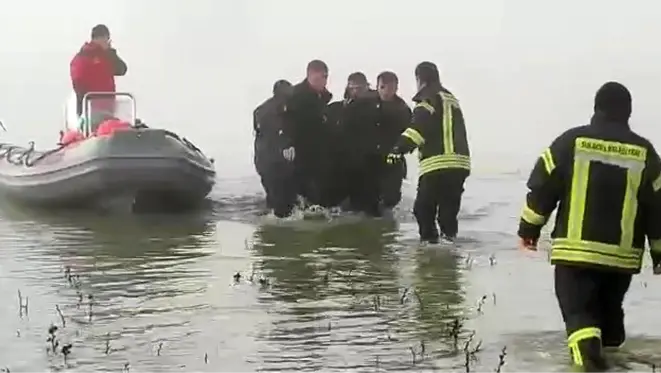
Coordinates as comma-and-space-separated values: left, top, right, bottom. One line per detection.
283, 60, 334, 208
387, 61, 471, 243
517, 82, 661, 372
333, 71, 411, 216
253, 80, 296, 218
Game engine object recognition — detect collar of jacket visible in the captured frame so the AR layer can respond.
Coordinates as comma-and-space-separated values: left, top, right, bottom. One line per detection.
299, 79, 333, 103
412, 82, 443, 102
589, 111, 630, 129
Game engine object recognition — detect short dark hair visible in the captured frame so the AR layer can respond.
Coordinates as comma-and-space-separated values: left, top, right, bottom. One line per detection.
415, 61, 440, 85
594, 81, 632, 121
272, 79, 292, 95
377, 71, 398, 85
347, 72, 368, 85
91, 24, 110, 39
306, 59, 328, 73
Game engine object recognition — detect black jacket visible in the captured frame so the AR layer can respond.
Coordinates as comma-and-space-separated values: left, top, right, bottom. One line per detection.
518, 113, 661, 273
283, 80, 333, 163
253, 95, 291, 170
338, 91, 412, 165
393, 83, 471, 177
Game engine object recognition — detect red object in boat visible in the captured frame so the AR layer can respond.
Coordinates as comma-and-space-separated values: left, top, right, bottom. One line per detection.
95, 118, 131, 136
59, 130, 84, 146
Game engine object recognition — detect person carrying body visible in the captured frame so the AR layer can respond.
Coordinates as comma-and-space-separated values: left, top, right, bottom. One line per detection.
282, 60, 334, 209
387, 62, 471, 243
374, 71, 411, 210
253, 79, 296, 218
328, 72, 382, 214
517, 81, 661, 372
70, 24, 128, 132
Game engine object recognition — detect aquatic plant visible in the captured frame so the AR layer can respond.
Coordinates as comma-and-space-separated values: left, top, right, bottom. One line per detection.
17, 290, 28, 317
55, 305, 66, 328
463, 330, 482, 372
104, 332, 111, 355
495, 346, 507, 372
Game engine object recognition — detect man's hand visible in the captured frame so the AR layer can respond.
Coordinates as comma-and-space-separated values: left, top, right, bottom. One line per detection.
283, 146, 295, 162
518, 237, 538, 251
387, 153, 403, 164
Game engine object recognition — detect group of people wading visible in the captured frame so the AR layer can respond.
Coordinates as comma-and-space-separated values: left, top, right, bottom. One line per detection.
254, 59, 661, 372
253, 60, 470, 244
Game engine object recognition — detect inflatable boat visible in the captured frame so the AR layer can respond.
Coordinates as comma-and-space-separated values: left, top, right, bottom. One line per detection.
0, 92, 216, 211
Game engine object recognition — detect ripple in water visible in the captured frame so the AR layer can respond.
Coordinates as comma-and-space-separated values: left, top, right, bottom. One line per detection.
0, 179, 660, 372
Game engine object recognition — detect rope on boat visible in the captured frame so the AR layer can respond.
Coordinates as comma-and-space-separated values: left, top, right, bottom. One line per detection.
0, 142, 64, 167
0, 124, 208, 168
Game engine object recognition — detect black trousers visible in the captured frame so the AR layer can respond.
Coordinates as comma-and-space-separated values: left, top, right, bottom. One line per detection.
345, 156, 383, 217
380, 161, 405, 209
554, 264, 632, 371
257, 162, 297, 218
293, 155, 336, 208
413, 169, 468, 242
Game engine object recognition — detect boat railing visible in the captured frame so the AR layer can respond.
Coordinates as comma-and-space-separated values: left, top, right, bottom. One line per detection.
81, 92, 137, 137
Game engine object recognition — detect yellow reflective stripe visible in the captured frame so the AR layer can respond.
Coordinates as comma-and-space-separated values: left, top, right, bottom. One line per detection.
439, 92, 459, 155
419, 161, 470, 176
540, 148, 556, 174
419, 154, 470, 175
553, 238, 641, 259
568, 327, 601, 368
551, 248, 642, 270
521, 204, 546, 226
567, 156, 590, 240
653, 173, 661, 192
568, 138, 645, 250
576, 137, 646, 161
402, 128, 424, 146
650, 239, 661, 253
570, 344, 583, 368
415, 101, 435, 114
568, 327, 601, 346
621, 167, 642, 249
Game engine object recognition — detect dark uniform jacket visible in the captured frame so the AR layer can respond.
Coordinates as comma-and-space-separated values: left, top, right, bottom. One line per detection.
338, 91, 412, 163
253, 95, 291, 172
283, 80, 333, 166
518, 113, 661, 273
393, 83, 471, 176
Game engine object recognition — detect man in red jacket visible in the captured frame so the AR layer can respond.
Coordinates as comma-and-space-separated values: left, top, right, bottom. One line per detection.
70, 24, 128, 128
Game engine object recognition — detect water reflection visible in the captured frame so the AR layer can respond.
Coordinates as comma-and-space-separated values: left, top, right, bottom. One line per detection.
411, 249, 466, 344
0, 204, 221, 372
249, 219, 470, 371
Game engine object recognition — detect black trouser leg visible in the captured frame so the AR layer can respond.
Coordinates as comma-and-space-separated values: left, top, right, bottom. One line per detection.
346, 166, 365, 212
355, 163, 382, 217
413, 173, 440, 242
262, 164, 296, 218
436, 169, 468, 239
598, 272, 631, 348
554, 265, 609, 372
380, 161, 404, 209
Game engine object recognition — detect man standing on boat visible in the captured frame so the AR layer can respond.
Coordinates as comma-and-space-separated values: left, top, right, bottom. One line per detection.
70, 24, 128, 130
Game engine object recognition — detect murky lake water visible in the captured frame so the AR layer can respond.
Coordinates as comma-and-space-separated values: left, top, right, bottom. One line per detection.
2, 0, 661, 371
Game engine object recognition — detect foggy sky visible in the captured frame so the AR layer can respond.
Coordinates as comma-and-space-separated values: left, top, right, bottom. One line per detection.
1, 0, 660, 177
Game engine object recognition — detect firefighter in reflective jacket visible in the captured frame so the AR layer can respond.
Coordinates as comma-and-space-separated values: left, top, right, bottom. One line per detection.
517, 81, 661, 372
387, 61, 470, 243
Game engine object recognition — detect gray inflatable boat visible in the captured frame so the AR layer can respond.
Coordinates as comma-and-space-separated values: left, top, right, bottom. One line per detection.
0, 92, 216, 211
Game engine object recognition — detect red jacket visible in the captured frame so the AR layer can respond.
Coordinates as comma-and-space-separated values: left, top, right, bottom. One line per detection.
70, 42, 127, 115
